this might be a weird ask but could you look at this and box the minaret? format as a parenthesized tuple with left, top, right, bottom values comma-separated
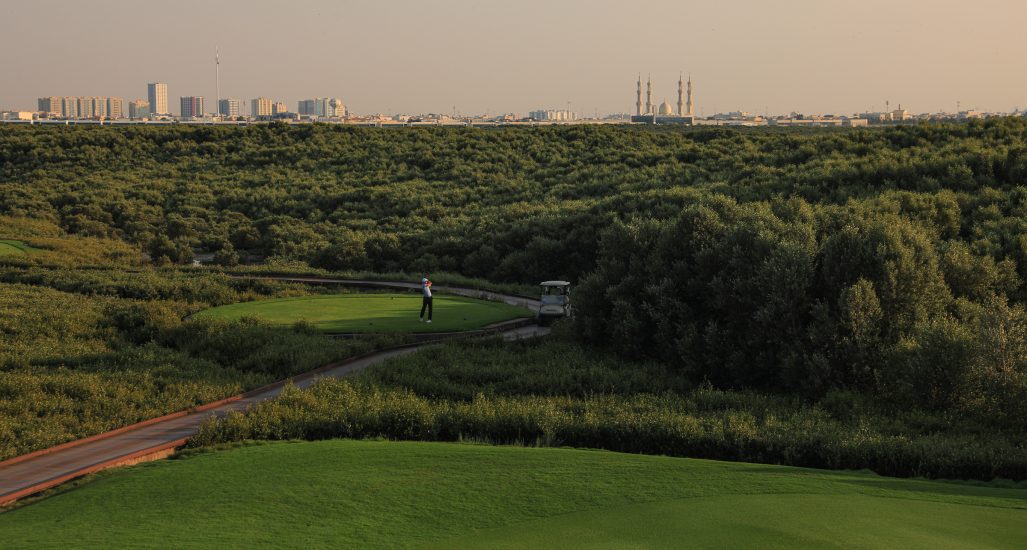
(677, 73, 684, 116)
(686, 73, 693, 116)
(645, 74, 653, 115)
(636, 74, 642, 116)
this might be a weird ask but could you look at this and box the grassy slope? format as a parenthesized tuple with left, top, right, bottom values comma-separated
(0, 217, 142, 267)
(195, 293, 532, 332)
(2, 440, 1025, 549)
(0, 240, 37, 256)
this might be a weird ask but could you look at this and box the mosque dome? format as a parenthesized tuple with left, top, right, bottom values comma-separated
(658, 100, 673, 116)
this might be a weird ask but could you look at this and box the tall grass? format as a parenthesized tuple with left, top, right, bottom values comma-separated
(191, 379, 1027, 481)
(192, 338, 1027, 481)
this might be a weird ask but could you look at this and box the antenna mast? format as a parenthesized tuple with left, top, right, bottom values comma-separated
(215, 47, 221, 119)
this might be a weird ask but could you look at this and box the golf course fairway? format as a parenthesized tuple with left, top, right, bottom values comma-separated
(2, 440, 1024, 549)
(194, 293, 532, 332)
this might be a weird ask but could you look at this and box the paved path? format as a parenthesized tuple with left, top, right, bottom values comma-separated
(0, 278, 547, 506)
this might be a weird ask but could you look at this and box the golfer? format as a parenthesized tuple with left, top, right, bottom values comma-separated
(419, 274, 433, 323)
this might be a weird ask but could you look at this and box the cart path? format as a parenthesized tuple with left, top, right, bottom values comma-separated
(0, 278, 547, 506)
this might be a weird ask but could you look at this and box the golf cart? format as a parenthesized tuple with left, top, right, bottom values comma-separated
(538, 281, 571, 324)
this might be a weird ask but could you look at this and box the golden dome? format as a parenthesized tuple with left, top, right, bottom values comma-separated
(658, 100, 673, 116)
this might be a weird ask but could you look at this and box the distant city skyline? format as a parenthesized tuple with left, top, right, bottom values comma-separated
(2, 0, 1026, 116)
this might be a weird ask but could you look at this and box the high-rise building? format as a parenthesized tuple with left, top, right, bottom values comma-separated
(62, 97, 78, 118)
(107, 97, 124, 119)
(147, 82, 169, 116)
(273, 101, 288, 115)
(298, 97, 346, 118)
(251, 97, 273, 117)
(93, 97, 108, 119)
(180, 96, 204, 118)
(77, 97, 93, 119)
(298, 99, 316, 116)
(528, 109, 577, 121)
(129, 99, 150, 119)
(325, 97, 345, 118)
(37, 96, 61, 116)
(218, 98, 241, 118)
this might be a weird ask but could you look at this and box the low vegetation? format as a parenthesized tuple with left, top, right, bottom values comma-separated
(0, 240, 36, 256)
(0, 216, 140, 266)
(193, 337, 1027, 481)
(0, 266, 398, 461)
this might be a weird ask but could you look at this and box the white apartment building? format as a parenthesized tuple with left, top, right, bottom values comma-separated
(147, 82, 169, 116)
(37, 96, 61, 116)
(251, 97, 273, 117)
(218, 98, 241, 117)
(107, 97, 124, 119)
(529, 109, 577, 121)
(128, 99, 150, 119)
(62, 97, 78, 118)
(298, 97, 345, 118)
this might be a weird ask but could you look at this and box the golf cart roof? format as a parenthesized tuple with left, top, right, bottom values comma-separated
(540, 281, 571, 287)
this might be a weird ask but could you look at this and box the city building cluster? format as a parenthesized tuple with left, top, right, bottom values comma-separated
(528, 109, 577, 122)
(22, 81, 346, 122)
(35, 96, 126, 120)
(698, 107, 993, 128)
(297, 98, 346, 118)
(1, 73, 1022, 126)
(623, 74, 1016, 127)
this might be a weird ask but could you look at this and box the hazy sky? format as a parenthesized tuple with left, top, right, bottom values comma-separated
(2, 0, 1025, 116)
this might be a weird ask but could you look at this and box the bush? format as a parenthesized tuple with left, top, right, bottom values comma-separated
(191, 338, 1027, 481)
(191, 379, 1027, 481)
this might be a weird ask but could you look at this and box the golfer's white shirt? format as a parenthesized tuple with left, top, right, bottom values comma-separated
(422, 279, 432, 298)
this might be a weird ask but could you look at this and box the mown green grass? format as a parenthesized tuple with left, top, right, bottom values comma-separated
(194, 293, 532, 332)
(2, 440, 1024, 549)
(436, 494, 1027, 549)
(0, 239, 40, 256)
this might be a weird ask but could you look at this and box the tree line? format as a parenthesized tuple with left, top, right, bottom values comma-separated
(3, 120, 1027, 283)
